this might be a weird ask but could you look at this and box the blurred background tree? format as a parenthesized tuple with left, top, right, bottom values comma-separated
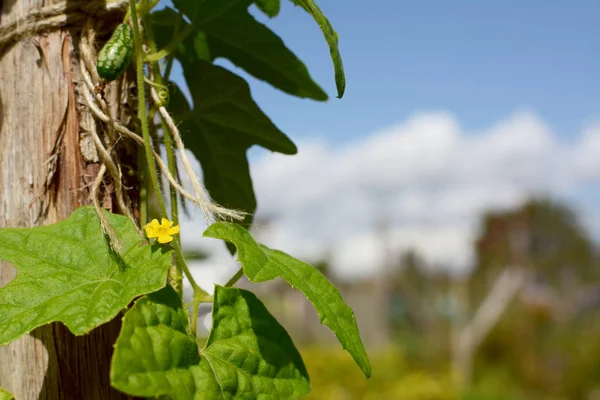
(470, 199, 600, 399)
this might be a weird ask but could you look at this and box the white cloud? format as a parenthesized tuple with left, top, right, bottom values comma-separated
(573, 121, 600, 181)
(180, 110, 600, 283)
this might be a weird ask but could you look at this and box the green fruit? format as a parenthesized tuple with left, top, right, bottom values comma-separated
(96, 24, 134, 82)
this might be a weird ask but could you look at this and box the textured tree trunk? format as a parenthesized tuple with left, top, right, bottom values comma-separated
(0, 1, 135, 398)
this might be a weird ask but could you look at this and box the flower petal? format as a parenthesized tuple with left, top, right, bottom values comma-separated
(145, 229, 158, 239)
(167, 225, 180, 235)
(144, 219, 161, 238)
(157, 234, 173, 244)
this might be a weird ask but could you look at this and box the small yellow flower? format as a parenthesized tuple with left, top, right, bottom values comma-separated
(144, 218, 180, 244)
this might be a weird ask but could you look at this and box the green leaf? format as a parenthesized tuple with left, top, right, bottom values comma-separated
(171, 0, 244, 25)
(169, 61, 296, 223)
(168, 78, 256, 229)
(0, 387, 14, 400)
(111, 285, 310, 399)
(192, 31, 212, 62)
(150, 8, 196, 64)
(255, 0, 281, 17)
(185, 61, 296, 155)
(169, 82, 255, 253)
(0, 206, 172, 346)
(290, 0, 346, 98)
(204, 223, 372, 378)
(200, 4, 327, 101)
(191, 129, 257, 228)
(151, 6, 325, 224)
(161, 4, 327, 100)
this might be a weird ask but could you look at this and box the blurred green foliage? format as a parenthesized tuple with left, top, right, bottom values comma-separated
(302, 346, 459, 400)
(300, 345, 594, 400)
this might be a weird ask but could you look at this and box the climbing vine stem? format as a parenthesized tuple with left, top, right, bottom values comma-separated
(144, 23, 194, 62)
(129, 0, 165, 216)
(144, 6, 184, 297)
(138, 151, 148, 225)
(129, 0, 208, 330)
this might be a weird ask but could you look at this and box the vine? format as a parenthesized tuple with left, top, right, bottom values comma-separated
(0, 0, 370, 398)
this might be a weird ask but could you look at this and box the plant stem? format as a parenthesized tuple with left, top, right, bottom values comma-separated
(190, 302, 199, 336)
(144, 23, 194, 62)
(163, 123, 183, 295)
(145, 14, 184, 297)
(173, 242, 212, 336)
(163, 53, 175, 82)
(138, 150, 148, 225)
(224, 267, 244, 287)
(130, 0, 210, 336)
(124, 0, 158, 23)
(145, 23, 178, 224)
(162, 124, 179, 222)
(173, 243, 206, 295)
(129, 0, 167, 217)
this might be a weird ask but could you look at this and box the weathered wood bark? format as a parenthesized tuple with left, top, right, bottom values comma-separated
(0, 1, 136, 398)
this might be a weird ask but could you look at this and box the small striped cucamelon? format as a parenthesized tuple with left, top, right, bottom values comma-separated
(96, 24, 134, 82)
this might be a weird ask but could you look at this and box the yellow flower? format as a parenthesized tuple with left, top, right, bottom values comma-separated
(144, 218, 180, 244)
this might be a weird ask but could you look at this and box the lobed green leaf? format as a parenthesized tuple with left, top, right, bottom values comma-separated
(111, 285, 310, 399)
(166, 60, 297, 226)
(204, 223, 372, 378)
(184, 60, 296, 155)
(158, 3, 327, 100)
(0, 206, 172, 346)
(199, 3, 327, 101)
(153, 8, 307, 226)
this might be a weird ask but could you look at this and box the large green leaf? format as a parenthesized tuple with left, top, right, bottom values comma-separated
(0, 206, 172, 346)
(190, 129, 256, 227)
(169, 60, 296, 224)
(111, 285, 310, 399)
(0, 387, 14, 400)
(204, 223, 372, 378)
(161, 3, 327, 100)
(200, 4, 327, 101)
(290, 0, 346, 98)
(184, 60, 296, 155)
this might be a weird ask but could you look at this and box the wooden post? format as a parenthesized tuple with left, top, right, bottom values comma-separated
(0, 1, 135, 398)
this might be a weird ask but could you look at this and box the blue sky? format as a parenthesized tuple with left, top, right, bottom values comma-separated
(239, 0, 599, 145)
(166, 0, 599, 143)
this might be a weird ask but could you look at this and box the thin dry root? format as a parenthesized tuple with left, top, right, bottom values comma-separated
(80, 63, 245, 222)
(78, 17, 244, 224)
(150, 87, 246, 222)
(79, 26, 135, 225)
